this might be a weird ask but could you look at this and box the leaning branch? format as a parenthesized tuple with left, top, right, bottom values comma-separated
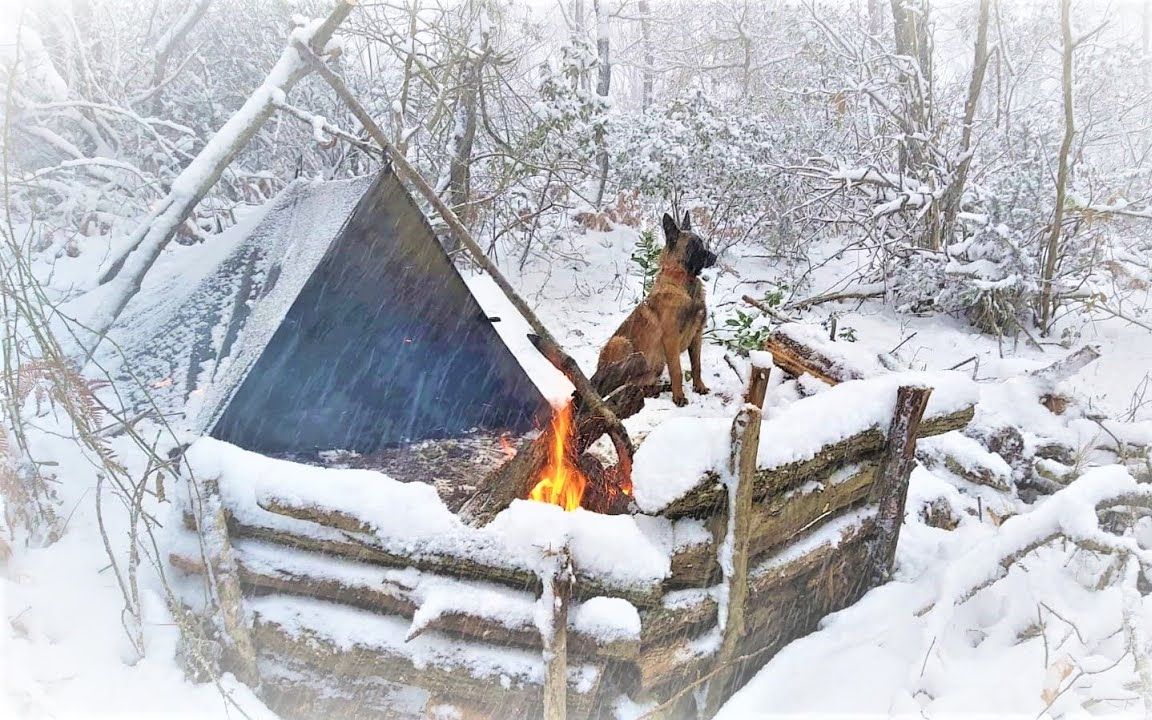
(85, 2, 354, 353)
(293, 41, 629, 457)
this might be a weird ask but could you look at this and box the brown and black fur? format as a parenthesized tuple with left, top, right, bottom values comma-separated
(594, 211, 718, 407)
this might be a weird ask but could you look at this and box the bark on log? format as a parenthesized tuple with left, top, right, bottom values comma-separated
(182, 507, 662, 608)
(703, 398, 763, 715)
(761, 331, 865, 385)
(637, 516, 876, 696)
(659, 404, 974, 518)
(169, 545, 639, 661)
(542, 552, 573, 720)
(1029, 344, 1101, 385)
(253, 612, 602, 720)
(191, 477, 259, 686)
(667, 461, 877, 588)
(867, 385, 932, 585)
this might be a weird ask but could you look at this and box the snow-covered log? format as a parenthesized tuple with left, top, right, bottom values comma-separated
(658, 403, 972, 518)
(759, 323, 888, 385)
(668, 461, 878, 587)
(169, 541, 641, 662)
(251, 596, 604, 719)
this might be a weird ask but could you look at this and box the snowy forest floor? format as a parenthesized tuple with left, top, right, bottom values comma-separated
(4, 217, 1152, 718)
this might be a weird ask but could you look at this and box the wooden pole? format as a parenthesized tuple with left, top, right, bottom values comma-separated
(297, 42, 634, 525)
(867, 385, 932, 585)
(703, 368, 768, 716)
(293, 41, 625, 440)
(541, 550, 573, 720)
(195, 476, 260, 686)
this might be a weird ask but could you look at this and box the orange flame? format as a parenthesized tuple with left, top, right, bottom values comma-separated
(528, 402, 587, 511)
(498, 433, 517, 460)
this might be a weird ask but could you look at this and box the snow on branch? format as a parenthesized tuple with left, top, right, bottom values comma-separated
(917, 465, 1152, 681)
(80, 2, 354, 354)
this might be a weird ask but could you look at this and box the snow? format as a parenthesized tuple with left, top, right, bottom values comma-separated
(249, 594, 602, 691)
(631, 416, 731, 513)
(184, 438, 674, 592)
(631, 371, 978, 515)
(466, 273, 574, 406)
(775, 322, 890, 379)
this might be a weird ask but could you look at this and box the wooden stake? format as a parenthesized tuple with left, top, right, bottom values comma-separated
(195, 476, 259, 686)
(542, 550, 573, 720)
(703, 368, 768, 716)
(868, 385, 932, 585)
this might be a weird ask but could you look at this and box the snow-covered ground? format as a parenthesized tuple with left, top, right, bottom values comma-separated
(5, 215, 1152, 719)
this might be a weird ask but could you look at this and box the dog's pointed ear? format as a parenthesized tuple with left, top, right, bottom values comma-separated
(662, 213, 679, 246)
(681, 210, 691, 231)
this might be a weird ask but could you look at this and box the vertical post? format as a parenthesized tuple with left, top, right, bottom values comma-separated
(542, 550, 573, 720)
(868, 385, 932, 585)
(703, 367, 768, 716)
(195, 476, 259, 686)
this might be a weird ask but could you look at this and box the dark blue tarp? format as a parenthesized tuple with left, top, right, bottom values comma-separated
(207, 166, 549, 454)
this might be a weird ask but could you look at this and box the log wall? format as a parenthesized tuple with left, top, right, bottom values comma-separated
(170, 384, 972, 720)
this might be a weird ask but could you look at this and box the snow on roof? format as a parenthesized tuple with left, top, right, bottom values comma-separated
(111, 170, 570, 430)
(631, 371, 979, 514)
(108, 175, 373, 422)
(465, 273, 574, 407)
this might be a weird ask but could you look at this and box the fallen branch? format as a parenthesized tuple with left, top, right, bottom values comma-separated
(741, 294, 794, 324)
(784, 284, 886, 312)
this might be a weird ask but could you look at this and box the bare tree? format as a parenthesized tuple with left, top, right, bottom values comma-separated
(593, 0, 612, 207)
(1038, 0, 1078, 333)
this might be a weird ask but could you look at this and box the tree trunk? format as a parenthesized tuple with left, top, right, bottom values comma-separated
(147, 0, 212, 115)
(638, 0, 654, 109)
(593, 0, 611, 208)
(937, 0, 992, 250)
(888, 0, 936, 247)
(1039, 0, 1076, 333)
(442, 33, 488, 253)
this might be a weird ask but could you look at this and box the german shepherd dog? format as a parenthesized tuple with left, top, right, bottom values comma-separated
(594, 212, 718, 406)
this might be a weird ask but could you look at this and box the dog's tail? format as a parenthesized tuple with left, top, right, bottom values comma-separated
(591, 342, 649, 397)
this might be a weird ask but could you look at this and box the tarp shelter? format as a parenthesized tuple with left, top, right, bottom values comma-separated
(111, 164, 556, 455)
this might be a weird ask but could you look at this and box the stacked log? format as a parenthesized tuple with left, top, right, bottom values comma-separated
(170, 357, 972, 719)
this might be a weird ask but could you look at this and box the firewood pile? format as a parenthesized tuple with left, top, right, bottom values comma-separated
(166, 329, 981, 720)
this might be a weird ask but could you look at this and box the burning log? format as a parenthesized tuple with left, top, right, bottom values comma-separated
(300, 40, 633, 528)
(458, 334, 637, 526)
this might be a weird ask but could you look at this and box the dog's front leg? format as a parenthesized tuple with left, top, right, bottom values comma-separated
(689, 328, 709, 395)
(662, 332, 688, 406)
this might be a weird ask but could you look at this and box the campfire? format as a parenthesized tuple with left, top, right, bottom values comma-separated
(526, 401, 632, 514)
